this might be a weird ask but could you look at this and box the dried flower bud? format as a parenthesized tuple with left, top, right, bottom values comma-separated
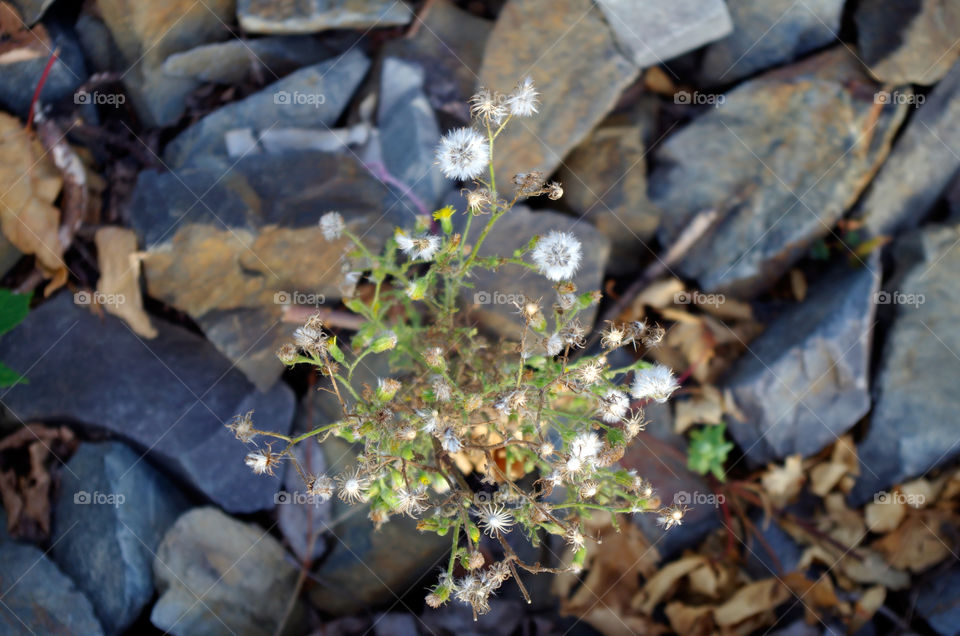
(227, 410, 256, 443)
(463, 394, 483, 412)
(424, 346, 445, 369)
(377, 377, 402, 401)
(642, 324, 666, 348)
(370, 330, 398, 353)
(467, 550, 486, 570)
(293, 325, 327, 355)
(245, 445, 281, 476)
(276, 343, 298, 366)
(546, 181, 563, 200)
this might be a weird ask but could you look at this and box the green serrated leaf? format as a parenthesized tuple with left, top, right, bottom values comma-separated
(0, 289, 30, 337)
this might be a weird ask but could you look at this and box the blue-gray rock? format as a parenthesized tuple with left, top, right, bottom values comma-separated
(854, 60, 960, 238)
(725, 261, 880, 466)
(95, 0, 235, 126)
(276, 431, 330, 562)
(652, 48, 908, 297)
(129, 149, 406, 389)
(700, 0, 843, 84)
(377, 57, 445, 212)
(162, 36, 335, 85)
(0, 293, 295, 513)
(9, 0, 53, 25)
(851, 224, 960, 505)
(165, 49, 369, 168)
(238, 0, 412, 34)
(151, 507, 305, 636)
(743, 514, 802, 580)
(0, 21, 87, 119)
(916, 566, 960, 636)
(0, 540, 104, 635)
(50, 442, 189, 635)
(856, 0, 960, 85)
(596, 0, 732, 68)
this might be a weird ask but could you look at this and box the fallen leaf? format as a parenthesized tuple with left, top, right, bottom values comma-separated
(761, 455, 805, 507)
(789, 268, 807, 301)
(872, 512, 951, 572)
(664, 602, 713, 635)
(864, 498, 906, 533)
(632, 555, 706, 615)
(851, 586, 885, 634)
(674, 385, 725, 434)
(95, 227, 157, 338)
(633, 278, 685, 311)
(713, 578, 790, 627)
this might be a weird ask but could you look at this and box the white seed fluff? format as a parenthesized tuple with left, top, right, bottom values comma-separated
(531, 231, 582, 281)
(319, 211, 345, 241)
(630, 364, 680, 403)
(476, 503, 515, 536)
(599, 389, 630, 423)
(436, 127, 489, 181)
(506, 76, 539, 117)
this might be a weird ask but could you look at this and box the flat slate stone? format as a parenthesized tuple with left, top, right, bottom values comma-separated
(0, 293, 295, 513)
(50, 442, 189, 635)
(652, 48, 908, 297)
(0, 539, 104, 635)
(916, 565, 960, 636)
(161, 36, 334, 85)
(238, 0, 412, 34)
(725, 261, 880, 466)
(9, 0, 54, 25)
(478, 0, 638, 194)
(701, 0, 843, 84)
(854, 59, 960, 238)
(851, 224, 960, 505)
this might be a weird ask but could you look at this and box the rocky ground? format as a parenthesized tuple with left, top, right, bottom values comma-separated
(0, 0, 959, 635)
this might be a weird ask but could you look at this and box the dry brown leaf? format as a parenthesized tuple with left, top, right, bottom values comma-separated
(698, 296, 755, 322)
(899, 478, 935, 509)
(851, 586, 886, 634)
(633, 277, 685, 311)
(643, 67, 676, 96)
(0, 111, 63, 272)
(789, 268, 808, 301)
(713, 578, 791, 627)
(761, 455, 805, 507)
(872, 512, 952, 572)
(800, 545, 909, 590)
(0, 2, 50, 64)
(782, 572, 843, 625)
(632, 555, 707, 615)
(810, 461, 848, 497)
(864, 498, 906, 533)
(821, 493, 867, 548)
(95, 227, 157, 338)
(674, 385, 725, 434)
(664, 602, 713, 635)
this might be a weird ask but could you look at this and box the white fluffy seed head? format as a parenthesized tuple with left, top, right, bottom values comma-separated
(531, 230, 582, 282)
(630, 364, 679, 403)
(506, 76, 539, 117)
(319, 211, 345, 241)
(599, 389, 630, 423)
(436, 127, 490, 181)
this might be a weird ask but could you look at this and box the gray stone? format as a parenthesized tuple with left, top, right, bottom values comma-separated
(0, 540, 104, 635)
(96, 0, 235, 126)
(725, 261, 880, 466)
(308, 437, 450, 615)
(652, 48, 908, 297)
(377, 57, 445, 212)
(420, 599, 524, 635)
(556, 110, 662, 274)
(916, 566, 960, 636)
(162, 36, 334, 85)
(743, 513, 802, 580)
(856, 0, 960, 85)
(0, 21, 88, 119)
(854, 60, 960, 238)
(239, 0, 412, 34)
(151, 507, 305, 636)
(701, 0, 844, 84)
(478, 0, 638, 193)
(276, 434, 330, 562)
(851, 224, 960, 505)
(50, 442, 189, 635)
(381, 0, 492, 121)
(165, 50, 369, 168)
(459, 205, 610, 337)
(0, 293, 295, 513)
(596, 0, 733, 68)
(9, 0, 54, 25)
(129, 149, 407, 389)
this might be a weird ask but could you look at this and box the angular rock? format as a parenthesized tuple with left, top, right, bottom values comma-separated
(596, 0, 732, 69)
(377, 57, 445, 211)
(854, 60, 960, 238)
(164, 50, 369, 168)
(916, 565, 960, 636)
(0, 540, 104, 635)
(856, 0, 960, 85)
(0, 21, 88, 119)
(851, 224, 960, 505)
(726, 261, 880, 466)
(381, 0, 492, 121)
(701, 0, 844, 84)
(50, 442, 189, 635)
(308, 437, 450, 615)
(162, 36, 334, 85)
(9, 0, 54, 25)
(0, 293, 295, 513)
(478, 0, 638, 193)
(556, 111, 662, 274)
(458, 205, 610, 337)
(151, 507, 305, 636)
(743, 513, 802, 580)
(130, 150, 405, 389)
(96, 0, 235, 126)
(276, 432, 330, 562)
(238, 0, 411, 34)
(652, 48, 908, 297)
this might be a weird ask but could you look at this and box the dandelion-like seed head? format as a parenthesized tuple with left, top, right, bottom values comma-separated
(337, 466, 369, 503)
(307, 474, 335, 501)
(464, 188, 492, 215)
(469, 87, 508, 124)
(245, 444, 281, 476)
(293, 325, 327, 355)
(576, 359, 605, 386)
(630, 364, 679, 403)
(569, 431, 603, 460)
(441, 427, 462, 453)
(227, 410, 256, 443)
(475, 502, 515, 536)
(395, 486, 429, 517)
(319, 211, 345, 241)
(565, 527, 585, 550)
(545, 333, 564, 356)
(505, 76, 539, 117)
(437, 127, 490, 181)
(531, 230, 582, 282)
(657, 505, 686, 530)
(601, 322, 627, 349)
(598, 389, 630, 423)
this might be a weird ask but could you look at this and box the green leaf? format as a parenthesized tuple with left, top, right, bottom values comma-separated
(687, 422, 734, 482)
(327, 336, 346, 364)
(0, 289, 30, 337)
(0, 361, 26, 387)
